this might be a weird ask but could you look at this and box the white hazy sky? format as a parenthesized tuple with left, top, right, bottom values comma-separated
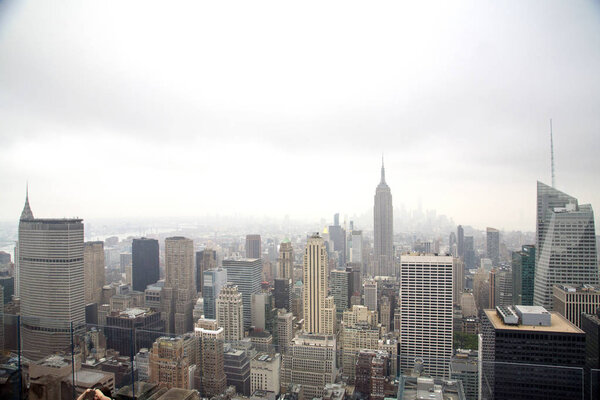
(1, 0, 599, 232)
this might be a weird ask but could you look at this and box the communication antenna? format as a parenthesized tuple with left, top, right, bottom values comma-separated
(550, 119, 555, 188)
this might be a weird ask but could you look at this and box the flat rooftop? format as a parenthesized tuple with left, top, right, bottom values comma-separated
(484, 309, 583, 333)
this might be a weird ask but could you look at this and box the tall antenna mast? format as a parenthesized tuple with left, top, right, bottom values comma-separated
(550, 119, 555, 188)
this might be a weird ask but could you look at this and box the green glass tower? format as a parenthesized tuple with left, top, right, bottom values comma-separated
(512, 245, 535, 305)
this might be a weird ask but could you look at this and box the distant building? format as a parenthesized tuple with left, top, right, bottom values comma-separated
(486, 227, 500, 266)
(331, 269, 350, 317)
(481, 306, 585, 399)
(196, 249, 217, 294)
(553, 284, 600, 328)
(246, 235, 262, 259)
(203, 268, 227, 319)
(278, 241, 293, 280)
(328, 213, 346, 267)
(374, 160, 394, 277)
(457, 225, 465, 259)
(162, 237, 196, 334)
(511, 245, 535, 306)
(273, 278, 291, 311)
(105, 307, 164, 356)
(132, 238, 159, 293)
(364, 280, 377, 312)
(84, 241, 105, 304)
(463, 236, 475, 270)
(251, 292, 273, 331)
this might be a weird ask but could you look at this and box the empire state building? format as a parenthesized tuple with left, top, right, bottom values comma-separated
(374, 159, 394, 276)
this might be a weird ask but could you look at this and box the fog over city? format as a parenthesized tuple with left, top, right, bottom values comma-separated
(1, 1, 599, 231)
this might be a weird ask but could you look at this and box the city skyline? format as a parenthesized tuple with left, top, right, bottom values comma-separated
(1, 2, 600, 231)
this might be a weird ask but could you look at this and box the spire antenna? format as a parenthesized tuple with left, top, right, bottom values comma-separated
(550, 119, 555, 188)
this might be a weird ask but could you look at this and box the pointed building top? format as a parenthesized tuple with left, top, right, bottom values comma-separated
(380, 155, 386, 184)
(20, 184, 34, 221)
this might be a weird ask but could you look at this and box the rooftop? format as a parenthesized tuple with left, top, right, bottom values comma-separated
(484, 309, 583, 333)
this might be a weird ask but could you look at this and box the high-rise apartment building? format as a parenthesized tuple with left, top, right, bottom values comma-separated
(373, 160, 394, 277)
(195, 318, 227, 398)
(364, 280, 377, 311)
(553, 284, 600, 328)
(303, 234, 329, 334)
(132, 238, 159, 293)
(399, 255, 453, 378)
(216, 284, 244, 342)
(196, 249, 217, 294)
(511, 245, 535, 305)
(246, 235, 262, 259)
(276, 310, 293, 354)
(281, 333, 337, 400)
(222, 258, 262, 328)
(534, 182, 598, 309)
(278, 240, 293, 280)
(486, 227, 500, 266)
(84, 241, 105, 305)
(18, 191, 86, 360)
(149, 336, 190, 389)
(481, 306, 585, 399)
(203, 268, 227, 319)
(162, 237, 196, 334)
(331, 269, 350, 316)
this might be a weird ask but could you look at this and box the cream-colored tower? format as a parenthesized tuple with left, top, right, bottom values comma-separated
(163, 237, 196, 334)
(278, 240, 293, 280)
(84, 241, 105, 305)
(216, 284, 244, 342)
(303, 233, 329, 334)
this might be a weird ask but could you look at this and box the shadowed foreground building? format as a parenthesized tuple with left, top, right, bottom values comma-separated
(132, 238, 159, 293)
(481, 306, 585, 400)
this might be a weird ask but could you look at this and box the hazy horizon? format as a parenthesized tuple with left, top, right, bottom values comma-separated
(1, 1, 599, 231)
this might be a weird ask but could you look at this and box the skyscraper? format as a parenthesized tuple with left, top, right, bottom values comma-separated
(246, 234, 262, 259)
(18, 191, 86, 360)
(216, 284, 244, 342)
(273, 278, 291, 311)
(195, 318, 227, 398)
(363, 280, 377, 312)
(331, 269, 350, 316)
(374, 159, 394, 277)
(511, 245, 535, 306)
(457, 225, 464, 259)
(83, 241, 105, 305)
(278, 240, 293, 280)
(149, 336, 191, 389)
(203, 268, 227, 319)
(486, 227, 500, 266)
(534, 182, 598, 309)
(328, 213, 346, 267)
(222, 258, 262, 328)
(132, 238, 159, 292)
(399, 255, 453, 378)
(162, 237, 196, 334)
(303, 233, 329, 334)
(463, 236, 475, 270)
(196, 249, 217, 294)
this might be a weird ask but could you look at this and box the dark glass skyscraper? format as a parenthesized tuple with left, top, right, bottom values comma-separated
(132, 238, 159, 292)
(373, 159, 393, 277)
(512, 245, 535, 305)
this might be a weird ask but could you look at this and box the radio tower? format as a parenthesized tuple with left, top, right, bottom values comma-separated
(550, 119, 555, 188)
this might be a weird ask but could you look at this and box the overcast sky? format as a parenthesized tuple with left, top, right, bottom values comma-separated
(1, 0, 599, 232)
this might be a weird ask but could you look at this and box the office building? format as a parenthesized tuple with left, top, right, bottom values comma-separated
(364, 280, 377, 311)
(331, 269, 350, 317)
(322, 296, 336, 335)
(453, 258, 464, 305)
(489, 268, 512, 308)
(553, 284, 600, 328)
(105, 307, 164, 357)
(511, 245, 535, 306)
(328, 213, 346, 267)
(281, 333, 337, 400)
(303, 234, 329, 334)
(149, 336, 190, 389)
(534, 182, 599, 309)
(349, 230, 363, 266)
(224, 347, 251, 396)
(278, 241, 293, 280)
(195, 318, 227, 398)
(273, 278, 291, 311)
(217, 284, 244, 342)
(379, 296, 391, 332)
(341, 321, 380, 383)
(481, 305, 585, 399)
(399, 255, 453, 378)
(399, 373, 466, 400)
(246, 235, 262, 259)
(18, 191, 85, 360)
(581, 310, 600, 400)
(196, 249, 217, 294)
(251, 292, 272, 331)
(203, 268, 227, 319)
(373, 159, 394, 277)
(276, 310, 293, 354)
(251, 353, 281, 394)
(457, 225, 465, 259)
(464, 236, 475, 270)
(162, 237, 196, 334)
(132, 238, 159, 293)
(486, 227, 500, 266)
(84, 241, 105, 305)
(223, 258, 262, 328)
(450, 349, 479, 400)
